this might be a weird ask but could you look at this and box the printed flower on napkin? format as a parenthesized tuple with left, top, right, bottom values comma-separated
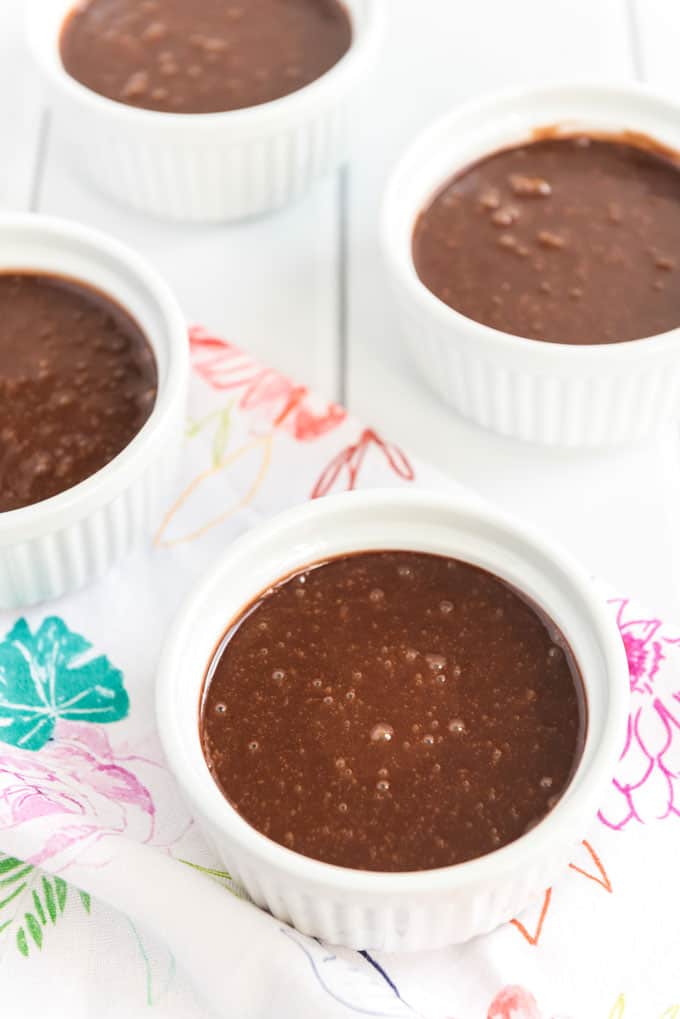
(0, 617, 128, 751)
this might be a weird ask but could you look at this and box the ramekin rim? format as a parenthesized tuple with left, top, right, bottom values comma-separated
(156, 488, 629, 896)
(26, 0, 383, 130)
(0, 213, 188, 540)
(382, 78, 680, 359)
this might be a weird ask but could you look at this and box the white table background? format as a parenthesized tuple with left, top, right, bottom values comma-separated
(2, 0, 680, 618)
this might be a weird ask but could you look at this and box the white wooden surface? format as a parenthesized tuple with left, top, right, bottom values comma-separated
(2, 0, 680, 616)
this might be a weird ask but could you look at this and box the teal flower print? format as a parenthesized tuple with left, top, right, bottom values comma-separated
(0, 617, 128, 751)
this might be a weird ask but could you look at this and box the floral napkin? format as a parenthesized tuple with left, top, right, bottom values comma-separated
(0, 327, 678, 1019)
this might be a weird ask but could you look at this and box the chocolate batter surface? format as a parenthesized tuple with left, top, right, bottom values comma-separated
(413, 135, 680, 344)
(200, 552, 586, 872)
(0, 273, 157, 512)
(60, 0, 352, 114)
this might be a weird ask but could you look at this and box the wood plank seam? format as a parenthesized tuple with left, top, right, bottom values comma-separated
(337, 165, 350, 406)
(29, 109, 52, 213)
(626, 0, 646, 79)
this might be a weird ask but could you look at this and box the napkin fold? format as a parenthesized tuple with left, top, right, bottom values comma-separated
(0, 327, 678, 1019)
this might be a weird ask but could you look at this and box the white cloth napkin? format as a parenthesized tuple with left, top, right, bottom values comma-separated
(0, 327, 678, 1019)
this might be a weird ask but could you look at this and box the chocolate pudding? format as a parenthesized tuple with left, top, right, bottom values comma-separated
(200, 551, 586, 872)
(413, 133, 680, 344)
(60, 0, 353, 114)
(0, 273, 157, 512)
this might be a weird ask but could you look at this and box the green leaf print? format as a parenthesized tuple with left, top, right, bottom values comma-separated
(42, 877, 56, 924)
(55, 877, 67, 913)
(178, 858, 249, 900)
(0, 856, 93, 958)
(211, 408, 232, 467)
(185, 402, 234, 468)
(178, 858, 233, 881)
(0, 856, 23, 876)
(25, 912, 42, 949)
(16, 927, 28, 957)
(0, 857, 32, 928)
(0, 616, 128, 751)
(31, 890, 46, 925)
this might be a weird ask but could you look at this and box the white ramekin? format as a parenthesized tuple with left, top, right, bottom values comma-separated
(383, 82, 680, 447)
(156, 489, 628, 951)
(27, 0, 381, 223)
(0, 214, 188, 608)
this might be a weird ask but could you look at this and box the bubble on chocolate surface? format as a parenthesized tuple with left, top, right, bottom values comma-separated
(370, 723, 394, 743)
(509, 173, 552, 197)
(479, 187, 500, 209)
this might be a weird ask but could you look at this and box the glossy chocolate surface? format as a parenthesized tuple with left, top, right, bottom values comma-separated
(413, 134, 680, 344)
(200, 551, 586, 871)
(0, 272, 157, 511)
(61, 0, 352, 114)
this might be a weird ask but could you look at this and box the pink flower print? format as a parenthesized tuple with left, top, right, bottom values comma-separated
(0, 722, 189, 872)
(487, 986, 543, 1019)
(599, 599, 680, 830)
(617, 614, 665, 696)
(311, 428, 415, 498)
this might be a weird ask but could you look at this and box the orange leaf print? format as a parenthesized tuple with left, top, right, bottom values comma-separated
(510, 887, 552, 946)
(568, 839, 612, 893)
(155, 434, 273, 548)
